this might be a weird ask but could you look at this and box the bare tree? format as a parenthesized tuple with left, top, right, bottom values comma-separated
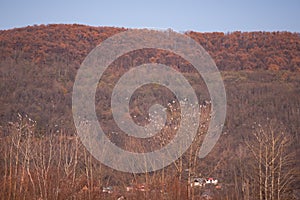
(245, 120, 297, 200)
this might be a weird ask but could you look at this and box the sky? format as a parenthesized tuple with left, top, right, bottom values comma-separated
(0, 0, 300, 32)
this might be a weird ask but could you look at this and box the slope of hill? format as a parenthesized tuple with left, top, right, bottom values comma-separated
(0, 24, 299, 199)
(0, 24, 299, 133)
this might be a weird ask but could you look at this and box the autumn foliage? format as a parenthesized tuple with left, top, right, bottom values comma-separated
(0, 24, 299, 71)
(0, 24, 299, 199)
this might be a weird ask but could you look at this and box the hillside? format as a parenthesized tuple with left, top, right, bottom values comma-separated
(0, 24, 299, 71)
(0, 24, 299, 134)
(0, 24, 299, 199)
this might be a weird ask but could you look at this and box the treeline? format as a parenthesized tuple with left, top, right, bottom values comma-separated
(187, 31, 300, 71)
(0, 24, 299, 71)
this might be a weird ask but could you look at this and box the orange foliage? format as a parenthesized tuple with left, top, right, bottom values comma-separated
(0, 25, 299, 72)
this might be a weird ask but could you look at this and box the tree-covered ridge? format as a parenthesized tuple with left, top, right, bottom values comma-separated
(0, 24, 299, 71)
(187, 31, 300, 71)
(0, 24, 125, 66)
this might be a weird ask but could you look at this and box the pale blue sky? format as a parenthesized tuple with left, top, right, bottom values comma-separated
(0, 0, 299, 32)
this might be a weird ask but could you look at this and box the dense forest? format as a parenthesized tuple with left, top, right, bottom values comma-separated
(0, 24, 299, 199)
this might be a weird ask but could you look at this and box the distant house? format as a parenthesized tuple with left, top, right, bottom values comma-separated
(206, 178, 218, 185)
(190, 178, 206, 187)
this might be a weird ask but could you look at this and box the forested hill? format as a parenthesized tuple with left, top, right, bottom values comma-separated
(0, 24, 299, 134)
(0, 24, 299, 71)
(0, 24, 299, 199)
